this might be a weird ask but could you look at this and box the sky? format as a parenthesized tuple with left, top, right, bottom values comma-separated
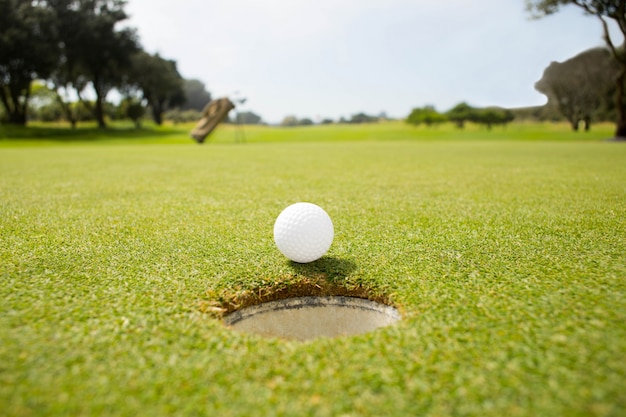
(125, 0, 619, 124)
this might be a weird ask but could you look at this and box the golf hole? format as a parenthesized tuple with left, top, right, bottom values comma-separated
(224, 296, 401, 341)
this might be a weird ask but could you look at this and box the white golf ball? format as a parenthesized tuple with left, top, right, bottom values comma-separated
(273, 202, 334, 263)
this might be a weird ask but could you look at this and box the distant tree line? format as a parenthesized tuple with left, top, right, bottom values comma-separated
(227, 111, 262, 125)
(281, 115, 314, 126)
(0, 0, 216, 128)
(279, 112, 389, 126)
(404, 44, 619, 132)
(406, 104, 515, 129)
(340, 113, 382, 124)
(280, 44, 618, 130)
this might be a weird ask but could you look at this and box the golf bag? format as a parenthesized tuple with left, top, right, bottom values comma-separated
(190, 97, 235, 143)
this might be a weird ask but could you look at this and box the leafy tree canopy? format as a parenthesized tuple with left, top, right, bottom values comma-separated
(348, 113, 379, 123)
(233, 111, 263, 125)
(181, 79, 212, 111)
(281, 115, 313, 126)
(0, 0, 59, 124)
(127, 51, 185, 125)
(470, 107, 515, 130)
(446, 102, 474, 128)
(0, 0, 141, 127)
(406, 106, 447, 126)
(535, 47, 618, 130)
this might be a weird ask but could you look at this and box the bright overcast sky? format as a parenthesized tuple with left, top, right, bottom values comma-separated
(125, 0, 616, 124)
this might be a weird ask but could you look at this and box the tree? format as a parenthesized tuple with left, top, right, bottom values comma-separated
(280, 115, 314, 126)
(46, 0, 139, 128)
(281, 115, 299, 127)
(446, 102, 474, 128)
(29, 81, 63, 122)
(76, 0, 138, 128)
(535, 47, 619, 130)
(233, 111, 262, 124)
(406, 106, 447, 127)
(119, 98, 144, 128)
(164, 109, 201, 124)
(526, 0, 626, 138)
(509, 104, 563, 121)
(47, 0, 85, 128)
(470, 107, 515, 129)
(127, 52, 185, 125)
(348, 112, 378, 123)
(181, 79, 212, 111)
(0, 0, 59, 125)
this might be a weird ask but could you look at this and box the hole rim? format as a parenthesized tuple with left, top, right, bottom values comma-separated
(202, 275, 398, 318)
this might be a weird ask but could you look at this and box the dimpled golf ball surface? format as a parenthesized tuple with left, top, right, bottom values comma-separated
(273, 203, 334, 263)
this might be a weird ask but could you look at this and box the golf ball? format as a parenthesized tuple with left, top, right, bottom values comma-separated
(273, 202, 334, 263)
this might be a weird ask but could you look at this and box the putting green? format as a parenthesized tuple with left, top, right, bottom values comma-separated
(0, 132, 625, 416)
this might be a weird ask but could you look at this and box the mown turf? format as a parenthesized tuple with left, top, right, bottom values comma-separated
(0, 125, 625, 416)
(0, 120, 617, 146)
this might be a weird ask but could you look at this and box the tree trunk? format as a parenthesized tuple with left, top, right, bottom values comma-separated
(55, 92, 78, 129)
(91, 78, 107, 129)
(151, 101, 163, 125)
(6, 111, 26, 125)
(0, 84, 29, 126)
(95, 97, 106, 128)
(0, 87, 10, 119)
(615, 68, 626, 138)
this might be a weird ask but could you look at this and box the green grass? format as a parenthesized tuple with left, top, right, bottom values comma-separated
(1, 122, 625, 416)
(0, 120, 617, 146)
